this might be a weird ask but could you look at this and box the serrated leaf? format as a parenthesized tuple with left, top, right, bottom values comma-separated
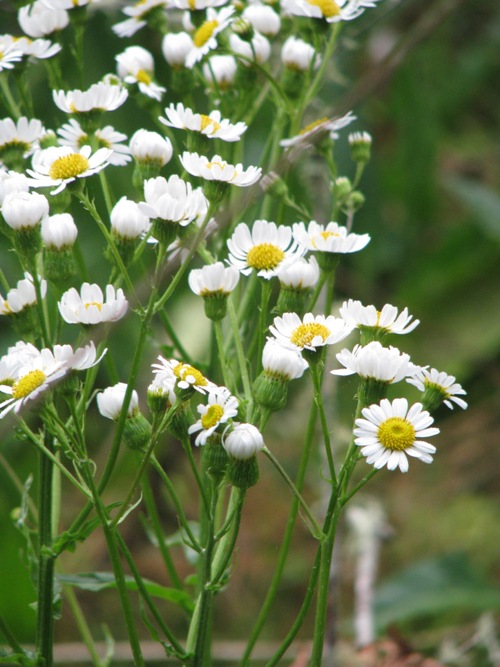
(58, 572, 194, 612)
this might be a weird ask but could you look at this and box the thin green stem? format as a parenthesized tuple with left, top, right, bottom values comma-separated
(210, 487, 246, 586)
(214, 320, 233, 391)
(64, 585, 104, 667)
(227, 297, 253, 414)
(0, 76, 21, 118)
(310, 364, 337, 487)
(0, 615, 26, 657)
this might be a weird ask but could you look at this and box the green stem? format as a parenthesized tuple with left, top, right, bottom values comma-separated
(241, 401, 318, 666)
(213, 320, 233, 391)
(0, 75, 21, 118)
(0, 615, 26, 658)
(310, 364, 337, 486)
(210, 487, 246, 586)
(227, 297, 253, 414)
(64, 585, 104, 667)
(142, 475, 184, 589)
(307, 269, 328, 311)
(262, 447, 321, 539)
(36, 436, 55, 667)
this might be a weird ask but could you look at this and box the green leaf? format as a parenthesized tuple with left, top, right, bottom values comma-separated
(375, 552, 500, 631)
(58, 572, 194, 613)
(442, 174, 500, 240)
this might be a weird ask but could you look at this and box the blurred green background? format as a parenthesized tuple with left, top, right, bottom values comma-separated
(0, 0, 499, 664)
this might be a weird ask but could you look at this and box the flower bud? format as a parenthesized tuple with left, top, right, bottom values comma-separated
(348, 131, 372, 163)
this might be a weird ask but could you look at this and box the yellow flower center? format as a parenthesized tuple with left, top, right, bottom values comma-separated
(377, 417, 416, 451)
(299, 117, 329, 136)
(311, 230, 339, 249)
(136, 69, 152, 85)
(194, 20, 219, 48)
(174, 363, 208, 387)
(188, 0, 196, 7)
(49, 153, 90, 180)
(199, 114, 221, 134)
(2, 301, 13, 314)
(246, 243, 285, 271)
(12, 369, 46, 400)
(306, 0, 340, 18)
(84, 301, 103, 310)
(201, 404, 224, 429)
(290, 322, 331, 348)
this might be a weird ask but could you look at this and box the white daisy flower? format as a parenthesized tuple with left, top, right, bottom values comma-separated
(152, 357, 214, 395)
(243, 4, 281, 37)
(188, 262, 239, 296)
(139, 174, 208, 226)
(129, 129, 172, 167)
(116, 46, 166, 101)
(281, 36, 319, 72)
(222, 422, 263, 460)
(354, 398, 439, 473)
(18, 1, 69, 38)
(161, 32, 194, 68)
(110, 197, 150, 240)
(188, 387, 239, 446)
(53, 82, 128, 114)
(277, 255, 320, 289)
(26, 145, 112, 195)
(168, 0, 228, 9)
(202, 55, 237, 88)
(112, 0, 167, 38)
(406, 368, 468, 411)
(1, 190, 49, 229)
(57, 120, 131, 167)
(270, 312, 353, 352)
(0, 272, 47, 316)
(41, 213, 78, 248)
(281, 111, 356, 148)
(58, 283, 128, 325)
(0, 44, 23, 72)
(293, 220, 370, 255)
(261, 338, 308, 380)
(227, 219, 302, 279)
(185, 6, 235, 68)
(332, 341, 420, 383)
(0, 117, 47, 161)
(229, 32, 271, 66)
(0, 35, 61, 61)
(0, 170, 30, 205)
(339, 299, 420, 337)
(42, 0, 100, 8)
(97, 382, 139, 420)
(0, 349, 68, 419)
(282, 0, 382, 23)
(160, 103, 247, 142)
(180, 151, 261, 187)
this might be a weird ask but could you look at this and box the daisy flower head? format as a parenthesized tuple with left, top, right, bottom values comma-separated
(185, 6, 235, 68)
(0, 117, 47, 167)
(0, 170, 30, 205)
(282, 0, 382, 23)
(0, 348, 67, 419)
(202, 55, 237, 89)
(52, 341, 106, 372)
(293, 220, 370, 270)
(152, 356, 214, 398)
(27, 145, 112, 195)
(0, 272, 47, 316)
(160, 103, 247, 143)
(116, 46, 166, 101)
(354, 398, 439, 473)
(18, 1, 69, 38)
(280, 111, 356, 149)
(227, 219, 302, 280)
(242, 4, 281, 37)
(332, 341, 420, 384)
(229, 32, 271, 66)
(281, 36, 319, 72)
(57, 120, 132, 167)
(97, 382, 139, 420)
(180, 152, 261, 200)
(161, 31, 194, 68)
(270, 312, 354, 357)
(276, 256, 320, 315)
(407, 367, 468, 411)
(0, 44, 23, 72)
(58, 283, 128, 325)
(53, 82, 128, 115)
(129, 129, 173, 168)
(262, 338, 308, 381)
(339, 299, 420, 342)
(348, 131, 372, 163)
(110, 197, 150, 240)
(1, 190, 49, 230)
(188, 386, 239, 446)
(112, 0, 168, 38)
(41, 213, 78, 249)
(188, 261, 239, 296)
(222, 422, 263, 460)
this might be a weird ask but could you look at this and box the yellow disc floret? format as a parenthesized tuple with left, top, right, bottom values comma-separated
(194, 20, 219, 48)
(84, 302, 103, 310)
(12, 369, 46, 400)
(174, 363, 208, 387)
(201, 404, 224, 429)
(199, 115, 221, 134)
(377, 417, 416, 451)
(299, 118, 329, 136)
(49, 153, 90, 181)
(136, 69, 152, 85)
(306, 0, 340, 18)
(247, 243, 285, 271)
(290, 322, 331, 348)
